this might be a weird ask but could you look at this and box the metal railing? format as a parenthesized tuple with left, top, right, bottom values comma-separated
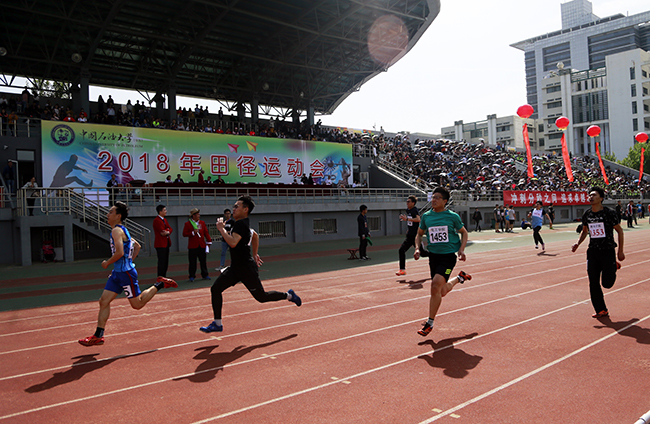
(375, 155, 433, 193)
(17, 188, 151, 253)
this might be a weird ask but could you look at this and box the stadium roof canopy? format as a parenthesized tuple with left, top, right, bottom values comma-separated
(0, 0, 439, 115)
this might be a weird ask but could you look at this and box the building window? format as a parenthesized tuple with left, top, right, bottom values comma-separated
(313, 218, 336, 235)
(367, 216, 381, 232)
(547, 85, 561, 93)
(539, 138, 545, 147)
(630, 67, 636, 80)
(547, 101, 562, 109)
(632, 102, 637, 114)
(259, 220, 287, 238)
(631, 84, 637, 97)
(633, 118, 638, 132)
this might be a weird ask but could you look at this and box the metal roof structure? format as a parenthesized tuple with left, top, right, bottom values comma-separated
(0, 0, 439, 115)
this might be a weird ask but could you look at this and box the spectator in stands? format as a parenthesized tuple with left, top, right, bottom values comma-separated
(97, 95, 105, 114)
(106, 174, 119, 205)
(198, 169, 205, 184)
(174, 174, 184, 183)
(165, 175, 173, 183)
(22, 176, 40, 215)
(2, 160, 15, 194)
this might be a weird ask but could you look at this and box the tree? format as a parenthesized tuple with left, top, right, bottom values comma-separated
(620, 143, 650, 171)
(28, 79, 72, 100)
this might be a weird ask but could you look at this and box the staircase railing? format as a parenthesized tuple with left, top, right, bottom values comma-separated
(18, 188, 151, 255)
(375, 155, 433, 193)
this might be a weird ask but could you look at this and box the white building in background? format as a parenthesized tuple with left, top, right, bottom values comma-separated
(536, 48, 650, 159)
(440, 114, 538, 151)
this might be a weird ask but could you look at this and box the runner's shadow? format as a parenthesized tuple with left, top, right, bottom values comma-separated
(417, 333, 482, 379)
(537, 252, 558, 256)
(25, 350, 157, 393)
(175, 334, 297, 383)
(398, 278, 428, 290)
(594, 317, 650, 345)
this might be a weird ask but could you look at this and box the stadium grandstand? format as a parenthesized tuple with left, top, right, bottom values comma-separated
(1, 0, 648, 267)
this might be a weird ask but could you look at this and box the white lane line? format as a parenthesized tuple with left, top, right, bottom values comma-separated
(191, 277, 650, 424)
(2, 273, 648, 424)
(418, 313, 650, 423)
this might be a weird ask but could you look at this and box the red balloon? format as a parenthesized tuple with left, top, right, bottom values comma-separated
(555, 116, 570, 130)
(517, 104, 534, 119)
(635, 132, 648, 143)
(586, 125, 601, 138)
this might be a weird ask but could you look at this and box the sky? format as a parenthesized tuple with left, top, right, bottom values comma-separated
(4, 1, 649, 135)
(318, 0, 650, 135)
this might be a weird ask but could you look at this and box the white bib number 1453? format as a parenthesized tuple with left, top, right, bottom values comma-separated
(428, 226, 449, 243)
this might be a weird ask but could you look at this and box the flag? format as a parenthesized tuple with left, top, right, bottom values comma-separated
(595, 142, 609, 185)
(560, 133, 574, 182)
(522, 124, 534, 178)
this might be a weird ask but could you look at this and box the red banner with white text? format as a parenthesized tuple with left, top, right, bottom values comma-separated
(503, 191, 589, 207)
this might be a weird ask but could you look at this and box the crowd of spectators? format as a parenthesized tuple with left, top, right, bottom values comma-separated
(2, 88, 648, 197)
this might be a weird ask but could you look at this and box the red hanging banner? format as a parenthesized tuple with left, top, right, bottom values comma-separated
(595, 142, 609, 185)
(640, 147, 645, 185)
(560, 133, 574, 182)
(522, 124, 534, 178)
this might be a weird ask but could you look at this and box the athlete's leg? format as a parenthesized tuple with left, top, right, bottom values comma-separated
(533, 226, 543, 245)
(209, 269, 239, 319)
(587, 249, 607, 313)
(97, 290, 119, 328)
(398, 236, 414, 270)
(600, 249, 618, 289)
(129, 285, 158, 310)
(441, 276, 462, 297)
(242, 268, 286, 303)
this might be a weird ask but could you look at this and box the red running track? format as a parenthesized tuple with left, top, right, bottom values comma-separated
(1, 230, 649, 423)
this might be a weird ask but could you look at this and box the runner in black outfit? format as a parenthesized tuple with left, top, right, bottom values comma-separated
(396, 196, 420, 276)
(199, 196, 301, 333)
(571, 187, 625, 318)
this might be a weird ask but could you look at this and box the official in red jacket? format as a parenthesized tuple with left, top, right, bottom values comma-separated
(153, 204, 173, 277)
(183, 208, 212, 281)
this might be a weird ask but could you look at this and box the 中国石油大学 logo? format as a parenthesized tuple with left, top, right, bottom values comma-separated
(51, 124, 75, 147)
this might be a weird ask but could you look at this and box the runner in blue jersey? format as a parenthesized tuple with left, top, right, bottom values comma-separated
(527, 201, 552, 251)
(414, 187, 472, 337)
(79, 201, 178, 346)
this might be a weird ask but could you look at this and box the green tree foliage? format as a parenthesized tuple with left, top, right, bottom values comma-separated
(602, 151, 617, 162)
(620, 143, 650, 171)
(29, 79, 72, 100)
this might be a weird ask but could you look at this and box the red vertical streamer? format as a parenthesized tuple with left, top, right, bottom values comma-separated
(560, 133, 574, 182)
(595, 142, 609, 185)
(522, 124, 534, 178)
(640, 147, 645, 185)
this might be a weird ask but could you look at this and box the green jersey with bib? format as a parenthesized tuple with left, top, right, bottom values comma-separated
(419, 209, 464, 254)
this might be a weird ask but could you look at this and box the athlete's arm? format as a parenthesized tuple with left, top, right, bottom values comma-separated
(414, 228, 425, 260)
(571, 226, 589, 252)
(102, 227, 125, 269)
(614, 223, 625, 261)
(251, 231, 263, 267)
(132, 238, 141, 260)
(217, 218, 242, 248)
(457, 226, 468, 262)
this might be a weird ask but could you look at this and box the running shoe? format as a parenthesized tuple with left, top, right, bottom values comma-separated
(189, 277, 195, 282)
(78, 335, 104, 346)
(396, 270, 406, 276)
(458, 271, 472, 284)
(592, 310, 609, 318)
(200, 322, 223, 333)
(156, 276, 178, 288)
(288, 289, 302, 307)
(418, 322, 433, 337)
(616, 262, 622, 270)
(203, 276, 211, 280)
(541, 244, 545, 251)
(535, 245, 539, 249)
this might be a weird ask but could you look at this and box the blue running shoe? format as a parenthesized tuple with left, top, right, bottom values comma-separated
(288, 289, 302, 307)
(200, 322, 223, 333)
(189, 277, 195, 282)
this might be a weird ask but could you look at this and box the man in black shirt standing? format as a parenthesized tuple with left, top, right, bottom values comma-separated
(572, 187, 625, 318)
(199, 196, 301, 333)
(357, 204, 370, 260)
(396, 196, 420, 276)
